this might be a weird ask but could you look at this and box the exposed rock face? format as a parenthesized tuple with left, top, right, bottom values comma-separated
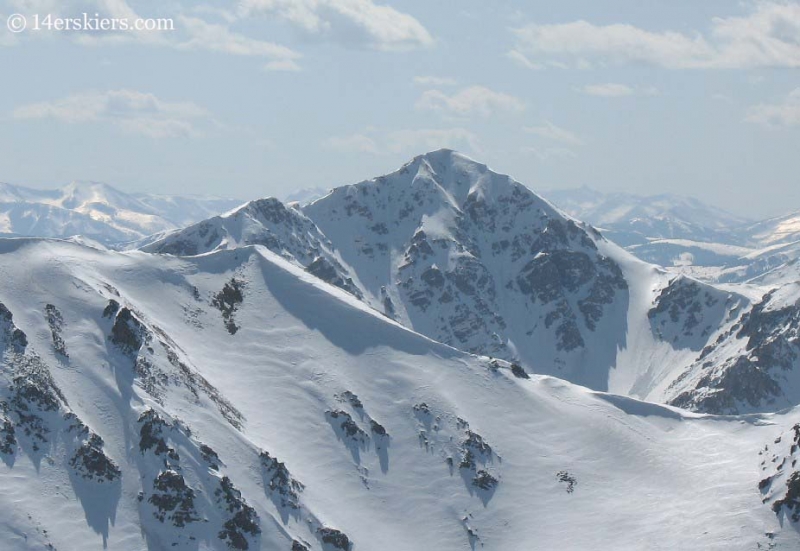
(137, 408, 265, 549)
(212, 278, 245, 335)
(215, 476, 261, 550)
(649, 276, 737, 351)
(148, 469, 200, 527)
(325, 410, 368, 444)
(260, 450, 304, 510)
(70, 433, 121, 482)
(304, 149, 629, 381)
(110, 306, 148, 356)
(317, 527, 351, 550)
(760, 424, 800, 523)
(0, 302, 28, 354)
(44, 304, 68, 358)
(667, 287, 800, 414)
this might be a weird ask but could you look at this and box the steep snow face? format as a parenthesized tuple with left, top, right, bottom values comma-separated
(0, 237, 798, 550)
(0, 181, 242, 245)
(303, 150, 630, 390)
(144, 198, 364, 298)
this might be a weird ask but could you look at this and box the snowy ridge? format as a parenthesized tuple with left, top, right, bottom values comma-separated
(141, 150, 800, 416)
(0, 237, 798, 549)
(143, 198, 364, 298)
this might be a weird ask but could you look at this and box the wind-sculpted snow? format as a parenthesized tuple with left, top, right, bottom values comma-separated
(0, 237, 798, 548)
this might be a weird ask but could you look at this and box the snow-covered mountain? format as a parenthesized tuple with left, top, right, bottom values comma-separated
(745, 211, 800, 247)
(539, 187, 800, 285)
(142, 150, 800, 417)
(142, 198, 364, 298)
(302, 150, 632, 391)
(1, 236, 800, 550)
(540, 186, 749, 247)
(0, 181, 242, 245)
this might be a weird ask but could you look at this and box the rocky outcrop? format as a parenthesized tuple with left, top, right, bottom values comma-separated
(668, 288, 799, 414)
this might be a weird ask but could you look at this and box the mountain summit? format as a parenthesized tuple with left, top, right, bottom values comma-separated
(2, 152, 800, 548)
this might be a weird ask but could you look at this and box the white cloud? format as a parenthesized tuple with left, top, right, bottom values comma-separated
(413, 76, 457, 87)
(415, 86, 525, 117)
(6, 0, 304, 70)
(176, 15, 301, 62)
(524, 121, 584, 146)
(264, 59, 302, 71)
(325, 128, 481, 154)
(506, 50, 542, 70)
(511, 2, 800, 69)
(239, 0, 434, 51)
(12, 89, 210, 138)
(577, 83, 659, 98)
(746, 88, 800, 127)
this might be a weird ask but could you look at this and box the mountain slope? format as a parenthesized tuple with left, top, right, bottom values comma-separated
(745, 211, 800, 247)
(0, 237, 798, 550)
(139, 150, 800, 416)
(143, 197, 364, 298)
(303, 150, 633, 391)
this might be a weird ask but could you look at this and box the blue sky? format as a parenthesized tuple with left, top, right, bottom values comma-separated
(1, 0, 799, 217)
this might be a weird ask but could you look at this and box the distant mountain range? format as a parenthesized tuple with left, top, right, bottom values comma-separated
(0, 181, 243, 246)
(3, 151, 800, 549)
(541, 186, 800, 283)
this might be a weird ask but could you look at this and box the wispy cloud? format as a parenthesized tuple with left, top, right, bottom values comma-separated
(413, 76, 457, 87)
(12, 89, 211, 138)
(524, 121, 584, 146)
(578, 83, 658, 97)
(6, 0, 302, 69)
(746, 88, 800, 127)
(506, 50, 542, 70)
(325, 127, 481, 154)
(6, 0, 431, 69)
(239, 0, 434, 51)
(175, 15, 300, 60)
(510, 2, 800, 69)
(415, 86, 525, 117)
